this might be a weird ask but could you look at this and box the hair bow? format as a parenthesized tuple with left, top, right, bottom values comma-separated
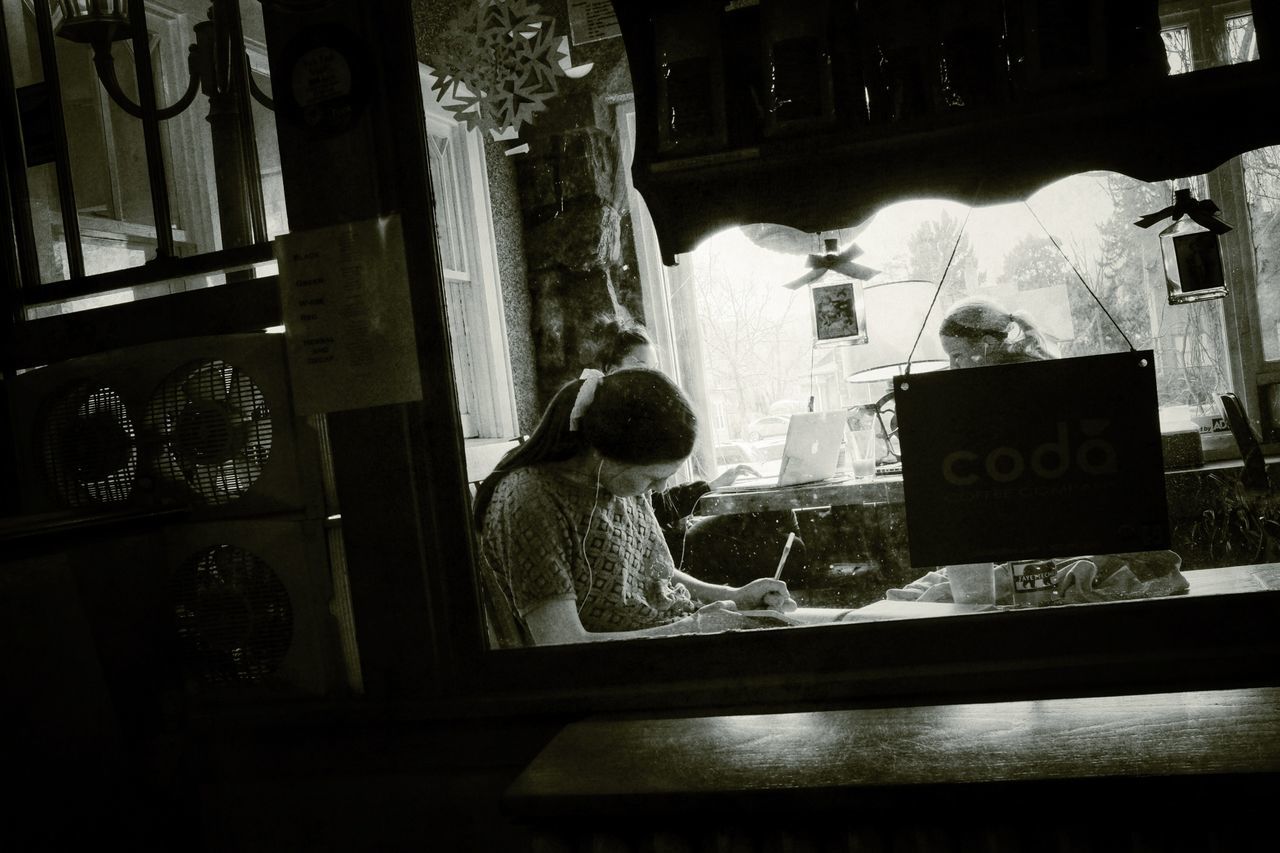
(569, 369, 604, 432)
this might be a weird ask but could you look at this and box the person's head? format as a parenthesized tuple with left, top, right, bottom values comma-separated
(473, 368, 697, 525)
(939, 297, 1059, 369)
(593, 316, 658, 373)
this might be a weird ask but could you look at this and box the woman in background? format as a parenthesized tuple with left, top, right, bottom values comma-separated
(590, 316, 756, 553)
(474, 367, 795, 646)
(938, 297, 1059, 369)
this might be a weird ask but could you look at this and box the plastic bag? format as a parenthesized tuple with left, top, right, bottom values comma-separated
(1053, 550, 1189, 603)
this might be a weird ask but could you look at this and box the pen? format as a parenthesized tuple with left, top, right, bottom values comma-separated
(773, 532, 796, 580)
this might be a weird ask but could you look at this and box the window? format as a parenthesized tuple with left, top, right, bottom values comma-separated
(454, 0, 1278, 671)
(419, 65, 517, 441)
(621, 2, 1275, 472)
(4, 0, 284, 318)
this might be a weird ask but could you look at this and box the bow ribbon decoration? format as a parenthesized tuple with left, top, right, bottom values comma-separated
(569, 368, 604, 432)
(783, 238, 881, 290)
(1134, 189, 1233, 235)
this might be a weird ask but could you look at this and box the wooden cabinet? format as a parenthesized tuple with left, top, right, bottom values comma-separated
(613, 1, 1280, 264)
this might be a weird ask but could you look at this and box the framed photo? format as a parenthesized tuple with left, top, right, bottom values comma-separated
(811, 278, 868, 346)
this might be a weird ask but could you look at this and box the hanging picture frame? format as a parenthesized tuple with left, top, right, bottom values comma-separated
(811, 278, 868, 346)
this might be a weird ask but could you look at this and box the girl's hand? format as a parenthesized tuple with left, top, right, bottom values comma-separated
(709, 464, 759, 489)
(729, 579, 797, 613)
(693, 600, 783, 633)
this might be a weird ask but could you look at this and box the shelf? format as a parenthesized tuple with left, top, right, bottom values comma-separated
(632, 61, 1280, 263)
(613, 1, 1280, 264)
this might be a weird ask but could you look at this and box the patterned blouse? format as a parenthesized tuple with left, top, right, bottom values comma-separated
(480, 466, 697, 636)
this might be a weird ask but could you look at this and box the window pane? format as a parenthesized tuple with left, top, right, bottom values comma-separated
(1161, 26, 1193, 74)
(428, 132, 470, 275)
(1226, 14, 1259, 64)
(684, 171, 1236, 463)
(1160, 8, 1257, 72)
(1243, 144, 1280, 360)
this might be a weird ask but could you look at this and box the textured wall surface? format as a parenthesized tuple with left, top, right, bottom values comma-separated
(415, 0, 643, 417)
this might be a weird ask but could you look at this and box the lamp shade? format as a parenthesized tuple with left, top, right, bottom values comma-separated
(843, 280, 951, 383)
(50, 0, 132, 44)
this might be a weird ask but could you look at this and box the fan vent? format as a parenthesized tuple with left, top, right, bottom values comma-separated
(40, 383, 138, 507)
(173, 544, 293, 685)
(147, 359, 273, 505)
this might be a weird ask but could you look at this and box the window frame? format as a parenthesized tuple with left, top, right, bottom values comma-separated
(418, 64, 518, 443)
(430, 2, 1280, 714)
(1156, 0, 1277, 446)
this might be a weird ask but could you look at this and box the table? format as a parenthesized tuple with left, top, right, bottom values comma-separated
(780, 563, 1280, 626)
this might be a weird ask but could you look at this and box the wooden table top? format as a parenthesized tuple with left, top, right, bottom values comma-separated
(507, 565, 1280, 818)
(508, 686, 1280, 808)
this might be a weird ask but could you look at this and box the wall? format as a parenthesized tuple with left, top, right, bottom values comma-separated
(414, 0, 539, 431)
(416, 0, 644, 410)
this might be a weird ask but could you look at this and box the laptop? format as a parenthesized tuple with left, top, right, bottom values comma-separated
(716, 411, 849, 491)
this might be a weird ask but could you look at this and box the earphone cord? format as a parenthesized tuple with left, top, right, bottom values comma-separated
(578, 459, 604, 615)
(676, 491, 709, 571)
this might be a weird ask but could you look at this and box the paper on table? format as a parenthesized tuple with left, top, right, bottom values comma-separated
(850, 600, 1000, 621)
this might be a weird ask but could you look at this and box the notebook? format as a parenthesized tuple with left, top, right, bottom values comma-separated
(716, 411, 849, 491)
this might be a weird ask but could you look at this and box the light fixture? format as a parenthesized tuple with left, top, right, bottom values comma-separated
(46, 0, 271, 252)
(48, 1, 131, 44)
(1135, 188, 1233, 305)
(843, 280, 951, 383)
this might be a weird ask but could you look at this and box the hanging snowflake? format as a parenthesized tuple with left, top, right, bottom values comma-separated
(427, 0, 589, 142)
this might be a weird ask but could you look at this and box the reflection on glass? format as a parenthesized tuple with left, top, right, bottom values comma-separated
(1244, 144, 1280, 362)
(681, 171, 1233, 457)
(7, 0, 282, 295)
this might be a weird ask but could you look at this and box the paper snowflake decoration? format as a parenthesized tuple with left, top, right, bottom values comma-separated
(428, 0, 588, 140)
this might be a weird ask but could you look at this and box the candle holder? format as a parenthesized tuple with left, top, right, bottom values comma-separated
(1135, 188, 1233, 305)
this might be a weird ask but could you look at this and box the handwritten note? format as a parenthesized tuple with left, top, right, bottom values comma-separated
(567, 0, 620, 45)
(275, 215, 422, 415)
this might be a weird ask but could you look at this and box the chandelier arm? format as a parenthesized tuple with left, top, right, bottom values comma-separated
(91, 40, 203, 122)
(155, 46, 204, 121)
(246, 66, 275, 111)
(90, 41, 146, 119)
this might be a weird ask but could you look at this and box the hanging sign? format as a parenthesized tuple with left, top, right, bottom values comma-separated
(275, 215, 423, 415)
(894, 351, 1169, 567)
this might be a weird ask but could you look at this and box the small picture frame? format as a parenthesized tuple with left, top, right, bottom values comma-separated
(811, 278, 868, 346)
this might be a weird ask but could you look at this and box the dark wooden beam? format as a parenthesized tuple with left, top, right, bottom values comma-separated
(12, 275, 283, 368)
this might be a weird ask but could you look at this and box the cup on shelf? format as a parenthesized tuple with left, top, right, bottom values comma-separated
(945, 562, 996, 605)
(845, 426, 877, 480)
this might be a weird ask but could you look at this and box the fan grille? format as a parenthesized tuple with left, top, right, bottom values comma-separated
(150, 359, 273, 506)
(41, 383, 138, 507)
(173, 544, 293, 685)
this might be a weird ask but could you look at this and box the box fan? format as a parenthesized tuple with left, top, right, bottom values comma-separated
(4, 333, 357, 703)
(7, 333, 322, 519)
(3, 518, 354, 709)
(165, 519, 351, 699)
